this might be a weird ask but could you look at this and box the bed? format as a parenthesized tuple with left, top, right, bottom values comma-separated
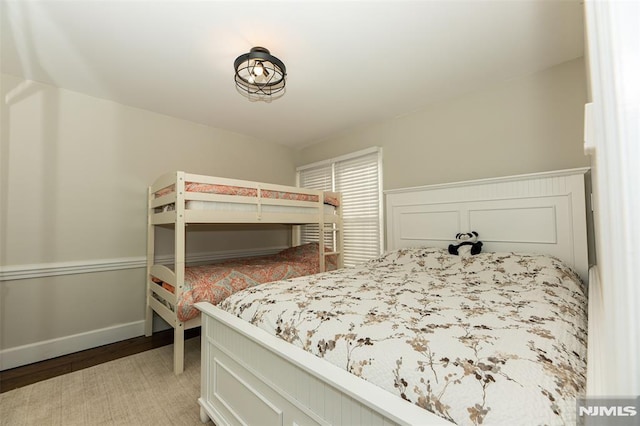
(144, 171, 343, 374)
(151, 243, 338, 323)
(195, 167, 591, 425)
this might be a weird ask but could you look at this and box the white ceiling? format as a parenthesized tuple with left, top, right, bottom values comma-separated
(1, 1, 585, 148)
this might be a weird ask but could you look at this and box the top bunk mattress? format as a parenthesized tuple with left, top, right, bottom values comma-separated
(218, 247, 588, 426)
(156, 182, 339, 205)
(154, 181, 339, 216)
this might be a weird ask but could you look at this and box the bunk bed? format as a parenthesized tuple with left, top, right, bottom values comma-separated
(144, 171, 343, 374)
(196, 168, 591, 425)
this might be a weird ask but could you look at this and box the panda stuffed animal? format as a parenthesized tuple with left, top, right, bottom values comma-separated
(448, 231, 483, 256)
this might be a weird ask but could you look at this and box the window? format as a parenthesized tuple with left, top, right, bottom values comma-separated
(297, 147, 383, 267)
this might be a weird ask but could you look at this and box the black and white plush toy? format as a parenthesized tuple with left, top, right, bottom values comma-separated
(448, 231, 483, 256)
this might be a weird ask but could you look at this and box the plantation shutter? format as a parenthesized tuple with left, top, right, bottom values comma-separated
(335, 151, 381, 266)
(297, 148, 383, 267)
(298, 164, 333, 247)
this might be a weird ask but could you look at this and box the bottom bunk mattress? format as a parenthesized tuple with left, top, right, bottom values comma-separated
(154, 243, 336, 322)
(218, 247, 588, 425)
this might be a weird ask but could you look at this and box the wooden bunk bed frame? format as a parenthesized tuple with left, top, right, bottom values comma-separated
(144, 171, 343, 374)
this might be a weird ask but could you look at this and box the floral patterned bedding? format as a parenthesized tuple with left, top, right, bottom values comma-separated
(219, 247, 588, 425)
(155, 243, 337, 322)
(156, 182, 340, 207)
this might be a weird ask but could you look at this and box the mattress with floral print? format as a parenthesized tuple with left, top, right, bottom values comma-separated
(219, 247, 587, 426)
(154, 243, 337, 322)
(155, 182, 340, 207)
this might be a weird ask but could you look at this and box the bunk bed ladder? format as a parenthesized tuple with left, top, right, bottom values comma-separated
(318, 197, 326, 273)
(324, 197, 344, 270)
(144, 186, 155, 337)
(323, 224, 343, 269)
(333, 199, 344, 269)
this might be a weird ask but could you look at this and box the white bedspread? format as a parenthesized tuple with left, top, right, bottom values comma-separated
(219, 248, 588, 425)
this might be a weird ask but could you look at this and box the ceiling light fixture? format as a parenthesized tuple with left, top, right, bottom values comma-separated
(234, 47, 286, 102)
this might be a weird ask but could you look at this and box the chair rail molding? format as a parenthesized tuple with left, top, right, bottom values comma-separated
(0, 246, 286, 281)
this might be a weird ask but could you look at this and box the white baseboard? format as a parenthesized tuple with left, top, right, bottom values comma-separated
(0, 246, 287, 370)
(0, 320, 146, 371)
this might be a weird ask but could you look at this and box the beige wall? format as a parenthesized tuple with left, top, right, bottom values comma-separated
(0, 74, 294, 358)
(1, 74, 295, 266)
(295, 57, 590, 190)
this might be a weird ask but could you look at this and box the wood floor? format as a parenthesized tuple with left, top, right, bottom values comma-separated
(0, 328, 201, 394)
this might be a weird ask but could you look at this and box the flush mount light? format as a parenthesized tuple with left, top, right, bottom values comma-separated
(234, 47, 286, 102)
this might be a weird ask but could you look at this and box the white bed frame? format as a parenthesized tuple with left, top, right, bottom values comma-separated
(144, 171, 343, 374)
(385, 167, 591, 283)
(196, 168, 591, 425)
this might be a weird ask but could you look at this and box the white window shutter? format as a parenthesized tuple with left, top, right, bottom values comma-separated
(335, 152, 381, 266)
(298, 164, 332, 247)
(297, 148, 382, 267)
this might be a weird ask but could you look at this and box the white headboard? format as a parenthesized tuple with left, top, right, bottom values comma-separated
(385, 168, 591, 283)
